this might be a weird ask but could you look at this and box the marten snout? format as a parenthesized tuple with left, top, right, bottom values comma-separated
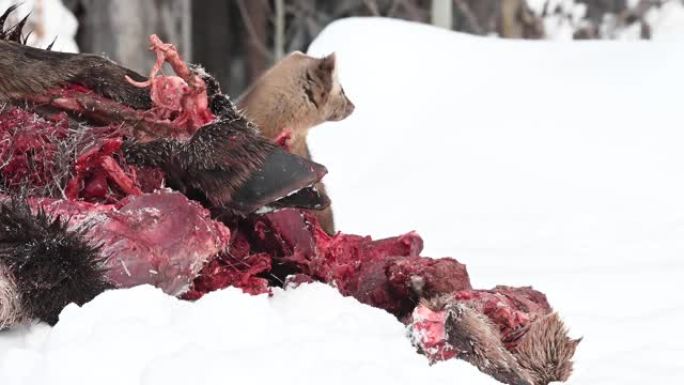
(327, 89, 355, 122)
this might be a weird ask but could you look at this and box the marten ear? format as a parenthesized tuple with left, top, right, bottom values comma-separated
(314, 53, 336, 93)
(319, 53, 337, 74)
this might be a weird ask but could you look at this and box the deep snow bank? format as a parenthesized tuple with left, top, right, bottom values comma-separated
(0, 284, 491, 385)
(307, 17, 684, 384)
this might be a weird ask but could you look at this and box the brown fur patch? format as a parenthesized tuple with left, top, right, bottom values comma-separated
(445, 304, 536, 385)
(513, 313, 581, 384)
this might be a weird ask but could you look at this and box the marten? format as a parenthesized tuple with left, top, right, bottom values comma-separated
(237, 51, 355, 234)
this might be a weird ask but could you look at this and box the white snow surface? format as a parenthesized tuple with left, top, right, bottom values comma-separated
(307, 17, 684, 384)
(0, 0, 78, 52)
(0, 284, 482, 384)
(2, 16, 684, 385)
(645, 1, 684, 40)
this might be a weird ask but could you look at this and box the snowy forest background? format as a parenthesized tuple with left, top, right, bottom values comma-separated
(2, 0, 682, 95)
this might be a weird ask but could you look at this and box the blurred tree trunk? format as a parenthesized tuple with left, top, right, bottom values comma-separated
(499, 0, 524, 37)
(498, 0, 543, 39)
(191, 0, 234, 93)
(579, 0, 628, 24)
(237, 0, 271, 87)
(70, 0, 191, 75)
(451, 0, 543, 38)
(274, 0, 285, 60)
(431, 0, 453, 29)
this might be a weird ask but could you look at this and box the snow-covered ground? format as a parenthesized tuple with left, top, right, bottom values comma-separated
(0, 284, 485, 384)
(308, 17, 684, 385)
(2, 16, 684, 385)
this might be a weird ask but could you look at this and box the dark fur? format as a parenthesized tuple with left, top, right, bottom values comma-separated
(0, 200, 109, 325)
(123, 118, 275, 210)
(192, 64, 247, 122)
(0, 7, 151, 109)
(0, 5, 29, 44)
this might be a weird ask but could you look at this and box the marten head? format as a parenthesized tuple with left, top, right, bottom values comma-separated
(237, 51, 355, 139)
(304, 52, 355, 123)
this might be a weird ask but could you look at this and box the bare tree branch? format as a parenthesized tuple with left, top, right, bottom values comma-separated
(454, 0, 483, 35)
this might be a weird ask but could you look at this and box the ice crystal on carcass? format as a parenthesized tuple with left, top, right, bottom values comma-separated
(0, 107, 70, 195)
(34, 191, 231, 296)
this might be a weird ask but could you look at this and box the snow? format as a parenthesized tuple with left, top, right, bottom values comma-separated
(307, 17, 684, 384)
(2, 15, 684, 385)
(531, 0, 589, 40)
(645, 1, 684, 40)
(0, 0, 78, 52)
(611, 1, 684, 41)
(0, 284, 483, 385)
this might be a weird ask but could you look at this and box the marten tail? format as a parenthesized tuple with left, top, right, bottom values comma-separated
(0, 200, 110, 328)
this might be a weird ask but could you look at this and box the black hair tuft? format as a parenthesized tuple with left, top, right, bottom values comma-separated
(0, 200, 110, 325)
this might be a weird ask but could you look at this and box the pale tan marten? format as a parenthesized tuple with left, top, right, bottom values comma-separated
(237, 51, 355, 234)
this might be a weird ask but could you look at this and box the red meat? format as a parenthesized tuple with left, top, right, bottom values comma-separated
(125, 34, 215, 136)
(34, 191, 231, 296)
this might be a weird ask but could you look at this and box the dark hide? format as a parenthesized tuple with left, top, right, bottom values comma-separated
(0, 200, 109, 325)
